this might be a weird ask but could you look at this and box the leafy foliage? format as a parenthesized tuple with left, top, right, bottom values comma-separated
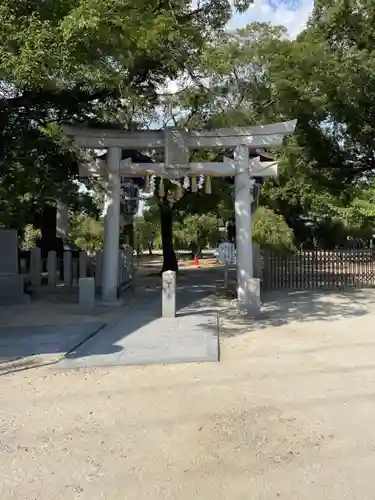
(134, 215, 159, 253)
(252, 207, 295, 252)
(0, 0, 253, 231)
(19, 225, 41, 250)
(69, 214, 104, 251)
(4, 2, 375, 258)
(173, 213, 221, 254)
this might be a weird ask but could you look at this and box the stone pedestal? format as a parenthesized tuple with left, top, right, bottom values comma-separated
(79, 277, 95, 309)
(162, 271, 176, 318)
(0, 229, 29, 304)
(63, 251, 72, 287)
(246, 278, 260, 317)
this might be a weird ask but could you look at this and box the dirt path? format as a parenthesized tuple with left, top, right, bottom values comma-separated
(1, 290, 375, 499)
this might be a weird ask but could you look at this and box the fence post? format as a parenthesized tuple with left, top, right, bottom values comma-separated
(64, 251, 72, 287)
(118, 250, 125, 288)
(95, 251, 102, 288)
(79, 251, 88, 279)
(72, 256, 78, 285)
(253, 244, 260, 279)
(30, 247, 42, 287)
(262, 250, 271, 290)
(47, 251, 57, 288)
(127, 247, 134, 281)
(125, 249, 129, 282)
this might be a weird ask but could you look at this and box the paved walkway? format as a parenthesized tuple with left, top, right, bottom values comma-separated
(0, 268, 222, 370)
(58, 276, 220, 368)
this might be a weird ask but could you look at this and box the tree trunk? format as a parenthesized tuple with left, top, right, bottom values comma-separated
(190, 239, 200, 259)
(160, 203, 178, 273)
(227, 219, 235, 243)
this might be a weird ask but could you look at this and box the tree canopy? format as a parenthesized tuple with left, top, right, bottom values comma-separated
(2, 0, 375, 260)
(0, 0, 253, 229)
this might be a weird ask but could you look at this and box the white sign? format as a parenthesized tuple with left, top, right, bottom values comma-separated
(216, 242, 236, 263)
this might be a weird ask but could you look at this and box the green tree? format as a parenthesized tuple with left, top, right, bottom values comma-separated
(252, 206, 295, 252)
(19, 225, 41, 250)
(134, 215, 159, 254)
(165, 22, 288, 130)
(173, 212, 221, 256)
(151, 23, 286, 271)
(0, 0, 254, 230)
(69, 214, 104, 251)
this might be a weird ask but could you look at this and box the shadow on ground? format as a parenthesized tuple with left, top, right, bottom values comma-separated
(216, 287, 375, 338)
(1, 265, 374, 372)
(138, 268, 375, 339)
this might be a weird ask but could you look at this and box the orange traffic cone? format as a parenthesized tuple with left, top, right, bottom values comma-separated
(194, 255, 199, 266)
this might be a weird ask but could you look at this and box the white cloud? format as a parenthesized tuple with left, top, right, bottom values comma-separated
(228, 0, 313, 39)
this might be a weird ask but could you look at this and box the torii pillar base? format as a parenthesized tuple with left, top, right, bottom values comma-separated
(245, 278, 261, 317)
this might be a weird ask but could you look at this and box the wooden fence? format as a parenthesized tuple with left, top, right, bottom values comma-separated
(20, 247, 134, 292)
(261, 249, 375, 291)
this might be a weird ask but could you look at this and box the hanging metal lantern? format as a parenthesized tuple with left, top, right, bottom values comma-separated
(120, 178, 139, 216)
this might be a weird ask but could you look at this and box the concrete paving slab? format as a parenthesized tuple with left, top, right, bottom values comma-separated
(0, 323, 105, 363)
(57, 313, 219, 368)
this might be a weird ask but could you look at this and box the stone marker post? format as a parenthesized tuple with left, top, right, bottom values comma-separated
(47, 250, 57, 288)
(63, 251, 72, 287)
(0, 228, 29, 304)
(30, 246, 42, 287)
(95, 251, 102, 287)
(79, 277, 95, 309)
(162, 270, 176, 318)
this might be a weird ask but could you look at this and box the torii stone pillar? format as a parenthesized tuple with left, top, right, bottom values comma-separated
(235, 145, 253, 306)
(102, 147, 122, 301)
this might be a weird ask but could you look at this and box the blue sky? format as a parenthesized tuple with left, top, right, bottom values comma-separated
(228, 0, 314, 38)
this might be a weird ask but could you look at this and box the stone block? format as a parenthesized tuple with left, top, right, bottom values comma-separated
(79, 277, 95, 309)
(162, 270, 176, 318)
(164, 128, 189, 167)
(95, 251, 102, 288)
(79, 251, 87, 279)
(0, 228, 18, 274)
(0, 229, 30, 304)
(0, 274, 29, 304)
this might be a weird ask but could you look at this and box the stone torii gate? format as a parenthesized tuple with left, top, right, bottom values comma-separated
(63, 120, 296, 310)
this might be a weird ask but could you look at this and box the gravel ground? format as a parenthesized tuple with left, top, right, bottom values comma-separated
(1, 289, 375, 499)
